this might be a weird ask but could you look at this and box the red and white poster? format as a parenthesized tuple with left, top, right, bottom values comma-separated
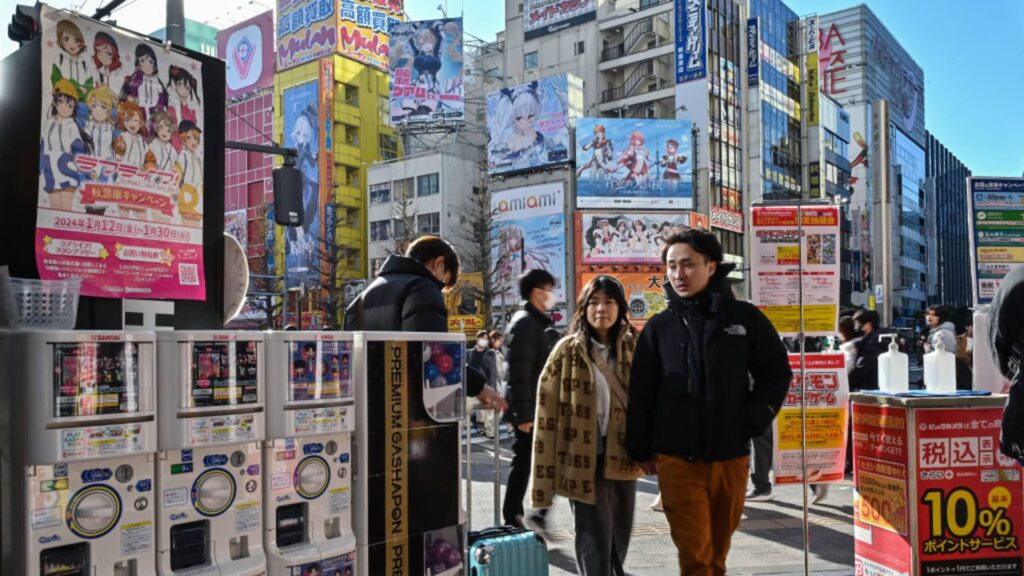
(36, 7, 205, 300)
(772, 354, 849, 485)
(852, 402, 912, 576)
(915, 407, 1024, 576)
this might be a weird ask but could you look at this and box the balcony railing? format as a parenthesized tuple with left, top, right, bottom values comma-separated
(601, 44, 624, 62)
(624, 18, 654, 56)
(600, 60, 656, 103)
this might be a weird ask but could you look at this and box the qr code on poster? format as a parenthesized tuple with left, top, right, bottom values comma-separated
(178, 263, 199, 286)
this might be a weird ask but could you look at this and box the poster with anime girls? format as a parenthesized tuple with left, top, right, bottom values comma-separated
(486, 75, 572, 175)
(490, 183, 567, 305)
(36, 7, 206, 300)
(389, 18, 464, 124)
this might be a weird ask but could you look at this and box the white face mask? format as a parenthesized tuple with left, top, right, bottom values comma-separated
(477, 338, 489, 348)
(543, 291, 557, 311)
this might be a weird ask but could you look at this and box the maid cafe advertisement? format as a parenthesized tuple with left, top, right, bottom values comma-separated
(35, 7, 207, 300)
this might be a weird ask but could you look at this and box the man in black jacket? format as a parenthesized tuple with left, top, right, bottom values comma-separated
(344, 235, 504, 408)
(625, 229, 791, 575)
(850, 309, 883, 391)
(502, 268, 559, 529)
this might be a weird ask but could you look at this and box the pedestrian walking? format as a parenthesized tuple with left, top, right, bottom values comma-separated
(625, 228, 792, 576)
(850, 309, 884, 391)
(924, 305, 957, 354)
(531, 275, 644, 576)
(479, 330, 507, 438)
(503, 269, 560, 530)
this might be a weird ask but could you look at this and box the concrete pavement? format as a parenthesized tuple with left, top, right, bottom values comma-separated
(464, 431, 857, 576)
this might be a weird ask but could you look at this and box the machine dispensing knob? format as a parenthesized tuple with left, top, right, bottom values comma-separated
(115, 465, 134, 483)
(194, 470, 236, 516)
(230, 451, 246, 468)
(69, 487, 120, 538)
(295, 457, 330, 499)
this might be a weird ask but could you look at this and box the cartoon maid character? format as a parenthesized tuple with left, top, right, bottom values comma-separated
(576, 124, 614, 179)
(54, 19, 90, 86)
(40, 79, 93, 211)
(120, 43, 168, 122)
(616, 131, 650, 185)
(175, 120, 204, 228)
(659, 138, 688, 181)
(91, 31, 121, 87)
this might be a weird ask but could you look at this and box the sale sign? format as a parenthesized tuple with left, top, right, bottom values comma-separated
(915, 408, 1024, 576)
(852, 402, 912, 576)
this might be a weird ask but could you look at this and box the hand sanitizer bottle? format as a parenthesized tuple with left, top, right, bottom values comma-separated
(878, 334, 909, 393)
(924, 338, 957, 394)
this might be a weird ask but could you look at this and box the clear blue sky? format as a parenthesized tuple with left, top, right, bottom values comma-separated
(407, 0, 1024, 178)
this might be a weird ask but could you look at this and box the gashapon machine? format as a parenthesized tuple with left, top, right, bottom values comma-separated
(1, 330, 158, 576)
(264, 331, 357, 575)
(352, 332, 467, 576)
(155, 332, 267, 574)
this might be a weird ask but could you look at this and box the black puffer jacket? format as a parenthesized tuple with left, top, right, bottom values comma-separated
(988, 264, 1024, 462)
(343, 255, 447, 332)
(505, 303, 558, 425)
(625, 267, 792, 463)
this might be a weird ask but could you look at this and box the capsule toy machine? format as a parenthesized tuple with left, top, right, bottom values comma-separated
(263, 331, 356, 575)
(352, 332, 467, 576)
(155, 331, 267, 575)
(1, 330, 158, 576)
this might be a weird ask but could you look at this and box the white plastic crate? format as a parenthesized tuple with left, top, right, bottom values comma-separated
(0, 269, 81, 329)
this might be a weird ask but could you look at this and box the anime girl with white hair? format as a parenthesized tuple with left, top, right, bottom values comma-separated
(489, 80, 568, 172)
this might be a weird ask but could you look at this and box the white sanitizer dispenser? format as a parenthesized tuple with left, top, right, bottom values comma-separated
(924, 338, 957, 394)
(878, 334, 909, 393)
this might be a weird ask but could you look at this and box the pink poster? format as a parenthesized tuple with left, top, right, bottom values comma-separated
(36, 7, 205, 300)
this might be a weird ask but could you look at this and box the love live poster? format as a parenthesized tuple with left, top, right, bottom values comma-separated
(36, 7, 206, 300)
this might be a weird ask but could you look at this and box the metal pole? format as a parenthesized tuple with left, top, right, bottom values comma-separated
(798, 203, 810, 576)
(165, 0, 185, 46)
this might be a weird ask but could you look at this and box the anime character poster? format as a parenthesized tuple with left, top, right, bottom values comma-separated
(389, 18, 464, 124)
(486, 76, 571, 176)
(490, 183, 566, 304)
(224, 209, 248, 248)
(35, 6, 206, 300)
(282, 80, 320, 289)
(575, 118, 694, 209)
(579, 212, 699, 265)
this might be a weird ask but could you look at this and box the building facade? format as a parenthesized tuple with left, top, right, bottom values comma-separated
(926, 131, 972, 308)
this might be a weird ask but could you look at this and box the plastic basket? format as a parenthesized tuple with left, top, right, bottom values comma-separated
(0, 272, 81, 329)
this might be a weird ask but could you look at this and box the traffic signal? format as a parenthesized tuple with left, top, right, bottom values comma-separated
(272, 165, 305, 227)
(8, 3, 41, 46)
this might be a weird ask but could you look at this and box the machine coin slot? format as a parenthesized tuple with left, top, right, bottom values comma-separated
(39, 542, 89, 576)
(276, 503, 307, 548)
(169, 520, 210, 571)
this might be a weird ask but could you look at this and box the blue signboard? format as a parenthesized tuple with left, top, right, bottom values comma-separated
(746, 17, 759, 87)
(969, 177, 1024, 305)
(675, 0, 707, 84)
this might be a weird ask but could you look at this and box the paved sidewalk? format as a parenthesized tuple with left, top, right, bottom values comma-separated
(464, 432, 856, 576)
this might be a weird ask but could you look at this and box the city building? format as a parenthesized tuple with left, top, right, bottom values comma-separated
(926, 131, 972, 308)
(597, 0, 676, 119)
(818, 5, 927, 324)
(149, 18, 219, 56)
(810, 95, 854, 304)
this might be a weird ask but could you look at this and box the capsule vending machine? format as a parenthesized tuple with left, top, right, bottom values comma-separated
(353, 332, 467, 576)
(155, 332, 267, 575)
(1, 330, 158, 576)
(264, 331, 356, 575)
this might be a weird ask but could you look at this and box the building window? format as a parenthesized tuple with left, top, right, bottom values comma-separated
(392, 218, 406, 239)
(484, 67, 501, 82)
(574, 41, 585, 55)
(379, 134, 398, 161)
(369, 183, 391, 205)
(370, 220, 391, 242)
(416, 173, 439, 197)
(417, 212, 440, 235)
(524, 51, 538, 70)
(393, 177, 414, 200)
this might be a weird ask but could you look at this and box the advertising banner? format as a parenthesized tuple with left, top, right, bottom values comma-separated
(915, 407, 1024, 576)
(338, 0, 404, 72)
(750, 205, 840, 337)
(675, 0, 707, 83)
(575, 118, 694, 210)
(491, 183, 566, 305)
(581, 271, 668, 329)
(772, 354, 849, 485)
(746, 18, 759, 87)
(217, 11, 274, 100)
(224, 209, 248, 248)
(389, 18, 464, 124)
(710, 205, 743, 234)
(578, 211, 700, 265)
(282, 80, 320, 289)
(445, 272, 485, 335)
(804, 15, 819, 127)
(276, 0, 338, 71)
(968, 177, 1024, 306)
(35, 7, 206, 299)
(524, 0, 597, 40)
(319, 58, 334, 287)
(852, 402, 912, 576)
(486, 75, 572, 175)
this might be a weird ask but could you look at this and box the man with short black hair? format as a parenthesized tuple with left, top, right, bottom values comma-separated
(626, 228, 791, 575)
(850, 309, 884, 392)
(503, 268, 560, 529)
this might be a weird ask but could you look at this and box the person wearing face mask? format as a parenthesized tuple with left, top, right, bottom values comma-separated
(503, 269, 561, 531)
(467, 330, 492, 435)
(479, 331, 507, 439)
(625, 228, 791, 576)
(343, 235, 505, 410)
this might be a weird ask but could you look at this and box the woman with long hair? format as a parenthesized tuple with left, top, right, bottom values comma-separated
(531, 275, 643, 575)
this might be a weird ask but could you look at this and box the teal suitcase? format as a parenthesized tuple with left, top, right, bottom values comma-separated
(468, 526, 549, 576)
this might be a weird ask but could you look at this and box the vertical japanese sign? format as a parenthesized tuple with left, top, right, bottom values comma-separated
(773, 354, 849, 486)
(675, 0, 707, 83)
(389, 18, 464, 124)
(338, 0, 404, 72)
(852, 402, 912, 576)
(490, 183, 566, 305)
(319, 58, 334, 287)
(384, 341, 409, 575)
(915, 407, 1024, 576)
(276, 0, 338, 71)
(36, 7, 206, 299)
(968, 177, 1024, 306)
(750, 205, 840, 337)
(805, 15, 819, 127)
(282, 80, 320, 289)
(746, 18, 759, 87)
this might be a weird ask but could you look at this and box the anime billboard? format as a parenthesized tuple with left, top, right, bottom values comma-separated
(490, 183, 567, 305)
(575, 118, 694, 209)
(389, 18, 464, 124)
(282, 80, 320, 289)
(486, 75, 573, 175)
(579, 212, 702, 265)
(35, 7, 206, 300)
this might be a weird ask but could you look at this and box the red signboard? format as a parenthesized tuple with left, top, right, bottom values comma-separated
(915, 408, 1023, 576)
(853, 402, 913, 575)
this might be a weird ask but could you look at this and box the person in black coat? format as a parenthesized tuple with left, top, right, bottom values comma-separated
(987, 264, 1024, 463)
(343, 235, 504, 409)
(849, 309, 884, 391)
